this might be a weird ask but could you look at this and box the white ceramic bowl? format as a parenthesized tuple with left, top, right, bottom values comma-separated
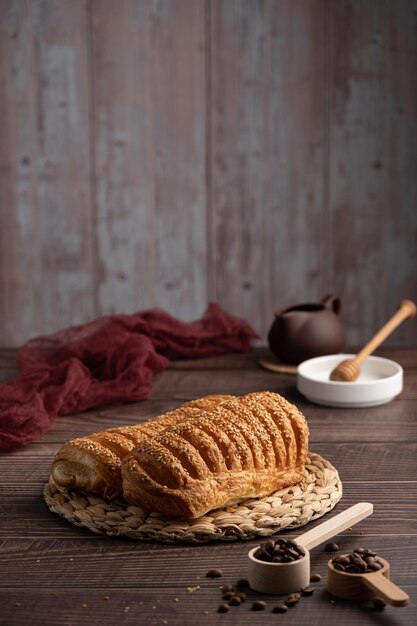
(297, 354, 403, 408)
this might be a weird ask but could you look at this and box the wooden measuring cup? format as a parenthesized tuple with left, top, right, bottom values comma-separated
(328, 556, 409, 607)
(248, 502, 373, 594)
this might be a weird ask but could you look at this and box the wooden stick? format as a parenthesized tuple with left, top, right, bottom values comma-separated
(361, 571, 410, 607)
(296, 502, 373, 551)
(355, 300, 416, 366)
(330, 300, 416, 382)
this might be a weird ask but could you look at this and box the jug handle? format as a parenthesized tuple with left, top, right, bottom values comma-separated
(321, 294, 341, 314)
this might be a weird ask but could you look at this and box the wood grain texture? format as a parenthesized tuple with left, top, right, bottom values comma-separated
(32, 0, 95, 331)
(209, 0, 328, 335)
(327, 0, 417, 347)
(0, 1, 37, 345)
(1, 347, 417, 625)
(92, 0, 207, 320)
(1, 536, 416, 587)
(0, 0, 416, 348)
(1, 587, 416, 626)
(0, 0, 95, 346)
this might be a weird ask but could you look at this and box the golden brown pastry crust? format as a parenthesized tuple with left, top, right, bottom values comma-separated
(51, 394, 232, 498)
(121, 391, 309, 519)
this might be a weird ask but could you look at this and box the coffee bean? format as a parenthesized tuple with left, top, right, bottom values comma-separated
(325, 542, 339, 552)
(372, 598, 386, 610)
(235, 578, 249, 589)
(251, 600, 267, 611)
(272, 603, 288, 613)
(228, 595, 241, 606)
(332, 549, 384, 574)
(333, 562, 346, 572)
(254, 538, 305, 563)
(276, 538, 287, 545)
(217, 603, 229, 613)
(263, 540, 275, 554)
(301, 586, 315, 596)
(352, 554, 368, 569)
(310, 572, 322, 582)
(254, 548, 270, 561)
(235, 592, 246, 602)
(222, 591, 234, 601)
(287, 548, 301, 559)
(285, 592, 301, 607)
(206, 569, 222, 578)
(345, 564, 364, 574)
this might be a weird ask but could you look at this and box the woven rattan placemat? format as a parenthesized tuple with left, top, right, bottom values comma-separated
(44, 452, 342, 543)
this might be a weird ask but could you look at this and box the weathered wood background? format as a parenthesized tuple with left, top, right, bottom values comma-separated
(1, 0, 416, 348)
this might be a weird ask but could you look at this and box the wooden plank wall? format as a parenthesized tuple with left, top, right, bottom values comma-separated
(1, 0, 416, 348)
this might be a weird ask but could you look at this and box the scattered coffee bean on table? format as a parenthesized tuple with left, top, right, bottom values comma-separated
(254, 538, 305, 563)
(206, 569, 223, 578)
(209, 562, 321, 614)
(228, 595, 242, 606)
(222, 591, 234, 601)
(332, 548, 383, 574)
(372, 598, 387, 610)
(325, 542, 339, 552)
(251, 600, 267, 611)
(310, 572, 322, 582)
(285, 592, 301, 607)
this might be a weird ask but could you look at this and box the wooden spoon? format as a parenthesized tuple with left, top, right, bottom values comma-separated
(330, 299, 416, 382)
(248, 502, 373, 595)
(328, 555, 409, 607)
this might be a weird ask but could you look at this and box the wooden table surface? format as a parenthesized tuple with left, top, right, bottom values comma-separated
(1, 347, 416, 626)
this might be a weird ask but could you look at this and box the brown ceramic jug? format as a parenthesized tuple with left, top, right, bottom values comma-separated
(267, 295, 345, 365)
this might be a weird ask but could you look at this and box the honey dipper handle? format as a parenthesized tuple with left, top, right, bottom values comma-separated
(355, 300, 417, 366)
(361, 572, 409, 607)
(296, 503, 373, 551)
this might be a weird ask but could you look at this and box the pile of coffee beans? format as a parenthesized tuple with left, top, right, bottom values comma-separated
(204, 544, 388, 614)
(253, 538, 306, 563)
(331, 547, 383, 574)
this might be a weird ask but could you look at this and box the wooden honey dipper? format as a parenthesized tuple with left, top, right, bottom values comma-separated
(330, 299, 416, 382)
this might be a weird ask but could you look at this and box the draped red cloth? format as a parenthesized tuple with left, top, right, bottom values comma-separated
(0, 304, 257, 451)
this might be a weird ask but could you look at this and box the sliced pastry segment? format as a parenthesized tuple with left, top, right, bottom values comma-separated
(51, 394, 232, 498)
(122, 391, 309, 519)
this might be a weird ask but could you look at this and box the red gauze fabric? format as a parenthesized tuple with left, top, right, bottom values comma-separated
(0, 303, 257, 451)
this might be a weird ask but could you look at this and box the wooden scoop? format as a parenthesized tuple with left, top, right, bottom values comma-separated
(248, 502, 373, 595)
(330, 299, 416, 382)
(328, 555, 409, 607)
